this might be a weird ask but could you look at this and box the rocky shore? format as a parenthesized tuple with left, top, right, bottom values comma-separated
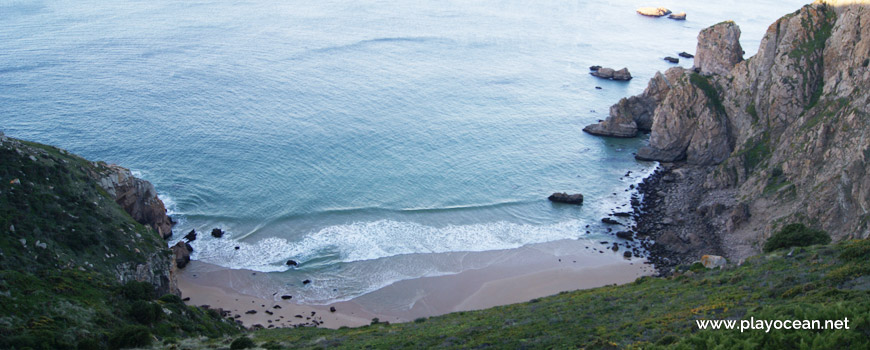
(593, 0, 870, 275)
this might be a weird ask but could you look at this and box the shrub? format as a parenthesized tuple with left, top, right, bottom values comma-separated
(108, 325, 152, 349)
(763, 223, 831, 252)
(230, 336, 256, 349)
(129, 300, 162, 324)
(77, 338, 101, 350)
(159, 293, 184, 304)
(120, 281, 154, 301)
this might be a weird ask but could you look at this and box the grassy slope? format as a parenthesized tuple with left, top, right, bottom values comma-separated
(216, 240, 870, 350)
(0, 138, 239, 350)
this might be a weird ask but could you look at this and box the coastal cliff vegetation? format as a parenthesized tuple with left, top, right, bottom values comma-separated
(2, 0, 870, 349)
(0, 137, 239, 350)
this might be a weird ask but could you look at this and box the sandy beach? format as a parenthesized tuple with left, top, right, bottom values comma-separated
(179, 238, 653, 329)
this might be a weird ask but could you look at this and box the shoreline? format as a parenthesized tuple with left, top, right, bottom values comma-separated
(178, 238, 654, 329)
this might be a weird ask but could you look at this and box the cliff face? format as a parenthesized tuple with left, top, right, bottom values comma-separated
(603, 0, 870, 262)
(99, 164, 174, 240)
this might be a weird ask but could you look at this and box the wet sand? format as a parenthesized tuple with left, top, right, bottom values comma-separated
(178, 238, 653, 329)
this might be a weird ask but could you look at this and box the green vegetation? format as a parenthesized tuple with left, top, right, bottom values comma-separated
(163, 239, 870, 349)
(764, 223, 831, 253)
(230, 336, 256, 349)
(746, 102, 758, 121)
(689, 73, 727, 116)
(0, 138, 240, 349)
(738, 132, 772, 173)
(763, 166, 792, 195)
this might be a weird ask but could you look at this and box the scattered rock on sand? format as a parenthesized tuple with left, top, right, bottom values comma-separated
(245, 310, 257, 314)
(636, 7, 672, 17)
(668, 12, 686, 20)
(664, 57, 679, 63)
(624, 251, 633, 258)
(330, 306, 336, 313)
(548, 192, 584, 205)
(281, 295, 292, 300)
(211, 228, 224, 238)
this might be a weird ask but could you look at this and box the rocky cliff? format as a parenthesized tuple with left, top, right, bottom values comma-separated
(98, 164, 174, 240)
(0, 135, 236, 349)
(592, 0, 870, 265)
(0, 135, 178, 294)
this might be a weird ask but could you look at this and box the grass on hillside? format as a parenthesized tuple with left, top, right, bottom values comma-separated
(190, 239, 870, 350)
(0, 138, 240, 349)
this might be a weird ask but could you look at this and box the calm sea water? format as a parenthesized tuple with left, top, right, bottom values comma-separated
(1, 0, 806, 303)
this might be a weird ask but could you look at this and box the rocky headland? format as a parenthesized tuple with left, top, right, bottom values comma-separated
(590, 0, 870, 273)
(0, 135, 237, 349)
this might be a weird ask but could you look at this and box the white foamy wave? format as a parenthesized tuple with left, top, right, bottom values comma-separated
(189, 219, 589, 272)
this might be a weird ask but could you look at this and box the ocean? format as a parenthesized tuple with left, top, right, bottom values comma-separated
(1, 0, 807, 304)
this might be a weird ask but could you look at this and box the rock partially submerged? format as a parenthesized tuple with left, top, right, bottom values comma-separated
(664, 57, 679, 63)
(601, 217, 621, 225)
(184, 229, 197, 242)
(678, 51, 694, 59)
(668, 12, 687, 20)
(211, 228, 224, 238)
(548, 192, 584, 205)
(583, 67, 682, 138)
(636, 7, 672, 17)
(590, 67, 632, 81)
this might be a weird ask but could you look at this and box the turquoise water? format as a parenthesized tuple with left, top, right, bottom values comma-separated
(1, 0, 806, 303)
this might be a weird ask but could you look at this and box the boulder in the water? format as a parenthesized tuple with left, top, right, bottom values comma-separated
(548, 192, 584, 205)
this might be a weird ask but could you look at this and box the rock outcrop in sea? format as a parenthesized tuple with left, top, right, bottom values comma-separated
(636, 7, 672, 17)
(590, 0, 870, 267)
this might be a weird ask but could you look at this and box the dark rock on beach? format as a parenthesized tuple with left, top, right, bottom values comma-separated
(616, 231, 634, 240)
(171, 241, 191, 268)
(601, 217, 621, 225)
(548, 192, 584, 205)
(281, 295, 292, 300)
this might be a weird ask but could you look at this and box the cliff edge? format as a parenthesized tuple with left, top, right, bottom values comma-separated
(0, 135, 237, 349)
(591, 0, 870, 267)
